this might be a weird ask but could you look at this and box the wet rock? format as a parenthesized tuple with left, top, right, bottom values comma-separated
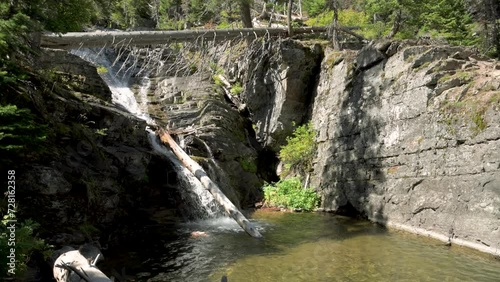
(38, 49, 112, 101)
(25, 166, 72, 195)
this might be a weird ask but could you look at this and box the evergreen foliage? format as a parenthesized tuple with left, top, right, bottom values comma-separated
(302, 0, 327, 17)
(0, 105, 46, 159)
(0, 6, 31, 90)
(303, 0, 487, 51)
(0, 0, 493, 56)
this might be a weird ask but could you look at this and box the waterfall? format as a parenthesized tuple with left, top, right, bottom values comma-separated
(72, 48, 221, 219)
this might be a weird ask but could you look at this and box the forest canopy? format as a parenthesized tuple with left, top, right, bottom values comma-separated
(1, 0, 498, 57)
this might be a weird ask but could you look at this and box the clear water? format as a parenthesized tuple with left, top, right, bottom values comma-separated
(103, 211, 500, 282)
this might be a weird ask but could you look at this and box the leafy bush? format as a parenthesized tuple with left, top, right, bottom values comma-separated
(0, 10, 31, 90)
(230, 82, 243, 95)
(96, 66, 108, 74)
(305, 9, 385, 39)
(263, 177, 319, 211)
(305, 10, 334, 26)
(302, 0, 327, 17)
(279, 122, 316, 174)
(238, 156, 257, 173)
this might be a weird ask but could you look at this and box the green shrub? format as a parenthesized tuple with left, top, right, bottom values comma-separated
(230, 82, 243, 95)
(305, 10, 334, 26)
(212, 75, 224, 86)
(96, 66, 108, 74)
(263, 177, 319, 211)
(279, 122, 316, 174)
(302, 0, 327, 17)
(0, 105, 47, 161)
(238, 156, 257, 173)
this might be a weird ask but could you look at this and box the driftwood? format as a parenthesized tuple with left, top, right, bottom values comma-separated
(157, 128, 263, 239)
(335, 25, 366, 42)
(40, 27, 328, 49)
(53, 248, 111, 282)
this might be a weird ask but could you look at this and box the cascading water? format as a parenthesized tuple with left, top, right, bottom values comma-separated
(71, 48, 221, 219)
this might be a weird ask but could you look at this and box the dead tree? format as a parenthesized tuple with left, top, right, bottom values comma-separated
(40, 27, 328, 49)
(157, 128, 263, 239)
(287, 0, 294, 36)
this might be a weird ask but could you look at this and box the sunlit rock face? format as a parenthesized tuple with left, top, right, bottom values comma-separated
(308, 42, 500, 254)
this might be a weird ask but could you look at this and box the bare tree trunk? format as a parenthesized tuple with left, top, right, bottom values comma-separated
(40, 27, 328, 49)
(489, 0, 500, 57)
(148, 0, 160, 28)
(260, 0, 269, 19)
(287, 0, 294, 36)
(268, 5, 275, 27)
(157, 128, 263, 239)
(303, 172, 310, 189)
(240, 0, 253, 28)
(332, 0, 340, 49)
(387, 9, 402, 39)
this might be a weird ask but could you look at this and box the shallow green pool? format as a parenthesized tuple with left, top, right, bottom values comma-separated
(106, 211, 500, 281)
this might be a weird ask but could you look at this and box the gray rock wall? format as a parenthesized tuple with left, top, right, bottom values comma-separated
(142, 74, 263, 208)
(240, 39, 322, 151)
(310, 43, 500, 255)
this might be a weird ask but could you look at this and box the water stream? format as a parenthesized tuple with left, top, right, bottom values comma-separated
(72, 48, 221, 219)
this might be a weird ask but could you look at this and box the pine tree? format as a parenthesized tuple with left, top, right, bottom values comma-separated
(0, 105, 46, 160)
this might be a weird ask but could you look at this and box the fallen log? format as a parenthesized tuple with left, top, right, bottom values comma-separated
(334, 25, 366, 42)
(40, 27, 328, 49)
(53, 246, 111, 282)
(157, 128, 263, 239)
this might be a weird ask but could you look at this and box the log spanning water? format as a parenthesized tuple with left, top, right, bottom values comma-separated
(157, 128, 263, 239)
(40, 27, 328, 49)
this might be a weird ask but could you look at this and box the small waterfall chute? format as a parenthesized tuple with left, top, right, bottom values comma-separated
(72, 48, 222, 218)
(157, 128, 263, 239)
(73, 48, 261, 238)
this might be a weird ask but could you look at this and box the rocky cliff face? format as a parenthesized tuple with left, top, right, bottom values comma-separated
(138, 72, 263, 208)
(17, 49, 180, 247)
(238, 40, 323, 151)
(231, 39, 499, 255)
(309, 42, 500, 255)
